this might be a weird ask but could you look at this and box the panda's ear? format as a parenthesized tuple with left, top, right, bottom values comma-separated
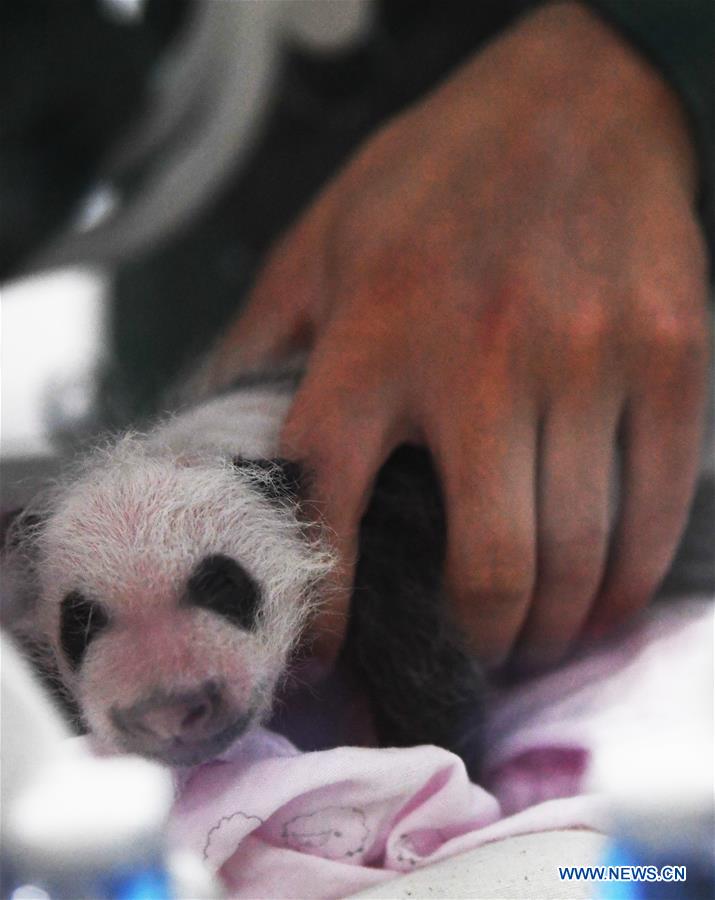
(1, 508, 44, 552)
(231, 457, 305, 504)
(1, 508, 45, 634)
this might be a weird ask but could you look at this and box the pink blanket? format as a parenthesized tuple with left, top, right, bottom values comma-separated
(168, 598, 712, 898)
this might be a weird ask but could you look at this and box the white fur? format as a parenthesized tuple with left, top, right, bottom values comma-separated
(9, 384, 335, 756)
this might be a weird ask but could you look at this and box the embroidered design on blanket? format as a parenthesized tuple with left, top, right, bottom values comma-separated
(203, 810, 265, 864)
(393, 830, 447, 869)
(281, 806, 370, 860)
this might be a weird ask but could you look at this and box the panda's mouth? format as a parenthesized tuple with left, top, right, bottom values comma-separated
(138, 712, 255, 768)
(110, 681, 262, 768)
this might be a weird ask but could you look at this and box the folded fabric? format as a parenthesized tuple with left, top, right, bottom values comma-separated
(170, 731, 605, 898)
(167, 597, 712, 899)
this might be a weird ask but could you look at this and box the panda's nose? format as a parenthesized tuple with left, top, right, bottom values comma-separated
(142, 688, 215, 740)
(111, 680, 248, 763)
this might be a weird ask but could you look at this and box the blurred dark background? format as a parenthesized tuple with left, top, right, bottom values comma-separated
(1, 0, 522, 424)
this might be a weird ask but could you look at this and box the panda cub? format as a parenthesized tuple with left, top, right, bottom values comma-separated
(5, 372, 484, 774)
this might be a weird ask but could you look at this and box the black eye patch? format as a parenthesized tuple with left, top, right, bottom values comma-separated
(187, 554, 262, 630)
(60, 591, 109, 670)
(232, 457, 305, 504)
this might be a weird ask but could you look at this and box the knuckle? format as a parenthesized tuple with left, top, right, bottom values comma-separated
(473, 585, 531, 617)
(645, 310, 705, 355)
(565, 303, 615, 352)
(540, 561, 601, 599)
(283, 432, 374, 522)
(542, 525, 608, 586)
(457, 558, 534, 612)
(283, 385, 358, 450)
(603, 561, 662, 608)
(284, 435, 357, 488)
(593, 584, 652, 631)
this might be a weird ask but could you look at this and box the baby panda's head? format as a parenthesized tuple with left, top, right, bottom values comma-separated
(12, 435, 334, 767)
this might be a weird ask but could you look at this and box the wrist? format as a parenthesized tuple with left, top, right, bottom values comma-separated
(504, 2, 698, 198)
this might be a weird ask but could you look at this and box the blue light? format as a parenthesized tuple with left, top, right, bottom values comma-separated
(599, 844, 644, 900)
(105, 865, 172, 900)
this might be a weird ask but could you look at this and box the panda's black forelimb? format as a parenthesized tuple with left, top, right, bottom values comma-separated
(345, 446, 486, 780)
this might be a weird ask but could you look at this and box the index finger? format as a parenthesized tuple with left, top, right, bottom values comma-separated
(280, 339, 396, 666)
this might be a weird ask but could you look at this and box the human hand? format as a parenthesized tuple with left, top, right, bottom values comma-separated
(205, 2, 710, 671)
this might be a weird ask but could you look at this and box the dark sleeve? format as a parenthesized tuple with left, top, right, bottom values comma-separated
(584, 0, 714, 263)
